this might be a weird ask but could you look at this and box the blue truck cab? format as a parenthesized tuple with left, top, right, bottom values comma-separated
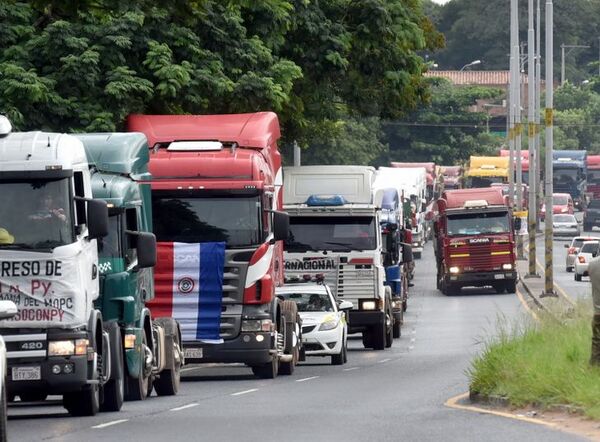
(553, 150, 587, 210)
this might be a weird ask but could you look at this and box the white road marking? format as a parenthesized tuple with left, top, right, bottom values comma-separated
(343, 367, 359, 371)
(410, 338, 416, 343)
(378, 358, 391, 363)
(231, 389, 259, 396)
(92, 419, 129, 429)
(296, 376, 319, 382)
(170, 403, 199, 411)
(409, 345, 414, 350)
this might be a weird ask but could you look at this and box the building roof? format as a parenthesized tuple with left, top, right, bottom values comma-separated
(424, 70, 531, 86)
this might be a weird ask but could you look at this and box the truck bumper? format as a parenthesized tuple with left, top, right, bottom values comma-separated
(446, 271, 517, 286)
(182, 332, 273, 365)
(347, 310, 385, 333)
(7, 355, 90, 396)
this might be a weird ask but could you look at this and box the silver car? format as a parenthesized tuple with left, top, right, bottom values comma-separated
(553, 214, 580, 237)
(564, 236, 600, 272)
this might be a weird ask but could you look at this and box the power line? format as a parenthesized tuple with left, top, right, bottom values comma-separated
(383, 121, 600, 129)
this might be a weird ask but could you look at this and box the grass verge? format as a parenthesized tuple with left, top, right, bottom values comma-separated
(469, 301, 600, 419)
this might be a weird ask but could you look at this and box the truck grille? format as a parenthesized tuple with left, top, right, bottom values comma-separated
(337, 265, 375, 298)
(448, 242, 513, 271)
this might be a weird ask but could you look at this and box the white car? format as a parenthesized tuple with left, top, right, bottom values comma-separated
(276, 283, 352, 365)
(565, 236, 600, 272)
(553, 214, 581, 237)
(574, 240, 600, 281)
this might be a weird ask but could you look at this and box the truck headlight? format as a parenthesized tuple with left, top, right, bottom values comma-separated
(392, 300, 403, 309)
(502, 263, 513, 270)
(361, 300, 377, 310)
(561, 208, 568, 213)
(48, 340, 75, 356)
(413, 242, 419, 247)
(449, 266, 460, 274)
(319, 316, 340, 331)
(242, 319, 273, 332)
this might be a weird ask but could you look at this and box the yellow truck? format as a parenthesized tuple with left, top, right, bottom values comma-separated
(465, 156, 509, 188)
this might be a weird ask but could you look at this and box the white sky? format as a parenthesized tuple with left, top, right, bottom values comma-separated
(430, 0, 452, 3)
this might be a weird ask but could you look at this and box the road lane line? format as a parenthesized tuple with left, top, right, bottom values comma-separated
(170, 403, 199, 411)
(378, 358, 391, 363)
(296, 376, 319, 382)
(92, 419, 129, 429)
(231, 389, 258, 396)
(343, 367, 359, 371)
(516, 287, 540, 321)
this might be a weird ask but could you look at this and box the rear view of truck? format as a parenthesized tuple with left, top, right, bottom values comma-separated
(434, 188, 518, 295)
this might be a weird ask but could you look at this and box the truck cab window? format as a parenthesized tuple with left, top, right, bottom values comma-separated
(125, 208, 138, 266)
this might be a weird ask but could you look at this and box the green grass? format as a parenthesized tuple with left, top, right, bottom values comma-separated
(469, 302, 600, 419)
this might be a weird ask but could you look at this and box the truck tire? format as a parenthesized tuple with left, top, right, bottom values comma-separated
(101, 322, 124, 412)
(0, 384, 7, 442)
(125, 332, 150, 401)
(393, 318, 401, 338)
(362, 331, 373, 349)
(505, 280, 517, 293)
(575, 273, 582, 282)
(446, 284, 460, 296)
(154, 323, 182, 396)
(372, 323, 386, 351)
(280, 301, 299, 375)
(492, 283, 505, 294)
(414, 251, 422, 259)
(64, 384, 100, 417)
(251, 356, 279, 379)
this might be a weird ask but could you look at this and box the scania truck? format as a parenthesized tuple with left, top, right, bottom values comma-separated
(283, 166, 395, 350)
(465, 156, 509, 188)
(127, 113, 301, 379)
(78, 132, 183, 402)
(0, 117, 114, 416)
(433, 187, 518, 295)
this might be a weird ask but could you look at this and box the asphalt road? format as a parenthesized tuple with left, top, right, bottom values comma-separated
(8, 243, 585, 442)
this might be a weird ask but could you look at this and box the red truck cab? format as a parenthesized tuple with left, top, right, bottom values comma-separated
(433, 187, 518, 295)
(587, 155, 600, 199)
(127, 113, 293, 378)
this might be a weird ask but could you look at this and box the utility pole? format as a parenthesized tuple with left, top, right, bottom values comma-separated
(293, 140, 301, 166)
(527, 0, 539, 276)
(542, 0, 556, 297)
(514, 4, 524, 260)
(536, 0, 542, 233)
(561, 44, 591, 85)
(508, 0, 518, 208)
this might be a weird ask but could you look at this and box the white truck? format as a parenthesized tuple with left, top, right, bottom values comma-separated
(392, 167, 428, 259)
(0, 117, 117, 416)
(283, 166, 394, 350)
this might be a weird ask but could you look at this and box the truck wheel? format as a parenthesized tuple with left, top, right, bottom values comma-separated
(447, 284, 460, 296)
(362, 331, 373, 349)
(505, 280, 517, 293)
(101, 323, 124, 412)
(372, 323, 386, 351)
(492, 283, 505, 294)
(414, 251, 422, 260)
(251, 356, 279, 379)
(0, 385, 7, 442)
(575, 273, 582, 282)
(393, 318, 401, 338)
(64, 384, 100, 417)
(279, 301, 299, 375)
(154, 325, 182, 397)
(125, 333, 150, 401)
(566, 266, 572, 273)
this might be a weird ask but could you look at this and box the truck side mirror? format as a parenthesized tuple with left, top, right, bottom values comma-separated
(272, 211, 290, 242)
(401, 243, 413, 264)
(135, 232, 157, 269)
(87, 199, 109, 239)
(0, 300, 17, 320)
(514, 217, 522, 232)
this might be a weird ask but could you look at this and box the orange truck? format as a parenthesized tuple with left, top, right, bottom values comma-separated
(433, 187, 518, 295)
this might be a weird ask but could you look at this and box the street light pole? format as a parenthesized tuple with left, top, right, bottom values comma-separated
(542, 0, 556, 297)
(536, 0, 542, 233)
(527, 0, 538, 276)
(509, 0, 517, 207)
(560, 44, 591, 85)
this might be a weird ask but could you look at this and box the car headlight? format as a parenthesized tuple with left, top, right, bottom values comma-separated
(48, 340, 75, 356)
(449, 266, 460, 274)
(319, 315, 339, 331)
(502, 263, 513, 270)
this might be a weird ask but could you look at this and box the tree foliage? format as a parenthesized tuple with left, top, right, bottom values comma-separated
(382, 78, 504, 165)
(0, 0, 442, 160)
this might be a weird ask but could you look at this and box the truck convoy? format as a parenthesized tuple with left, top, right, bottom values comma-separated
(127, 113, 302, 379)
(553, 150, 587, 209)
(283, 166, 395, 350)
(77, 133, 183, 402)
(500, 149, 529, 184)
(0, 124, 116, 415)
(440, 166, 463, 190)
(433, 187, 518, 295)
(587, 155, 600, 200)
(390, 162, 439, 201)
(465, 156, 509, 188)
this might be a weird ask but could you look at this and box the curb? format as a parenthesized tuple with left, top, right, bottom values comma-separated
(468, 390, 586, 416)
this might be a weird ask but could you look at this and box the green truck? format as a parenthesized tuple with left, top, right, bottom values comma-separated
(77, 133, 183, 406)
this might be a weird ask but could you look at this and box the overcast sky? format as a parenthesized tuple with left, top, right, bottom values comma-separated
(430, 0, 452, 4)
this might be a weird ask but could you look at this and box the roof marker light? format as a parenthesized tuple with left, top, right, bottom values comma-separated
(167, 141, 223, 151)
(306, 195, 347, 206)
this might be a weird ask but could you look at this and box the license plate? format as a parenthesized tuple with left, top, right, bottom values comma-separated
(494, 274, 505, 280)
(184, 348, 203, 359)
(12, 366, 41, 381)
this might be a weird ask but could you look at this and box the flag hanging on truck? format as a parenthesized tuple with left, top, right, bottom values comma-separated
(150, 242, 225, 344)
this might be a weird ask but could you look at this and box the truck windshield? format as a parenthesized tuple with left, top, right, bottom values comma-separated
(553, 169, 579, 184)
(467, 176, 505, 188)
(0, 178, 73, 249)
(285, 216, 377, 252)
(446, 211, 510, 236)
(588, 171, 600, 184)
(152, 194, 262, 248)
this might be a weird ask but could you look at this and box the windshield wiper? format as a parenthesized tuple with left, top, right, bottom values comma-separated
(323, 241, 356, 251)
(0, 243, 34, 250)
(285, 242, 319, 252)
(33, 240, 63, 249)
